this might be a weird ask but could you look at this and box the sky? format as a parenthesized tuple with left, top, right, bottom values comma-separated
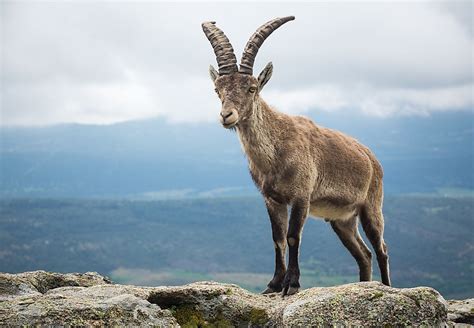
(1, 1, 473, 126)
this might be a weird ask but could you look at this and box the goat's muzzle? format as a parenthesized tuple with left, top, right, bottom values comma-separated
(220, 108, 239, 128)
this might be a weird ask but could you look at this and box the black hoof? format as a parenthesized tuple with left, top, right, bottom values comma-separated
(261, 286, 278, 294)
(282, 286, 299, 296)
(281, 270, 300, 296)
(281, 287, 300, 296)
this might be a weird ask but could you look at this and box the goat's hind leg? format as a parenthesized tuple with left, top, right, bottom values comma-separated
(330, 216, 372, 282)
(262, 198, 288, 294)
(360, 206, 391, 286)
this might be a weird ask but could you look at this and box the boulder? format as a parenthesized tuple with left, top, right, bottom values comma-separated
(0, 271, 177, 326)
(448, 299, 474, 325)
(0, 271, 454, 327)
(147, 281, 448, 327)
(0, 270, 111, 300)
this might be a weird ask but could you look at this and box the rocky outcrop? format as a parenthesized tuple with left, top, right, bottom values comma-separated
(448, 299, 474, 326)
(0, 271, 459, 326)
(0, 271, 111, 301)
(0, 271, 177, 326)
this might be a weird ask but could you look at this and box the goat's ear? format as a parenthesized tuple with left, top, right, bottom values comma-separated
(257, 62, 273, 90)
(209, 65, 219, 83)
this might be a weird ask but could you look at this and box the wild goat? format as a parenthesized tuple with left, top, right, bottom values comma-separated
(202, 16, 390, 296)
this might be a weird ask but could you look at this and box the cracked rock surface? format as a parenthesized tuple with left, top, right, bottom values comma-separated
(0, 270, 459, 327)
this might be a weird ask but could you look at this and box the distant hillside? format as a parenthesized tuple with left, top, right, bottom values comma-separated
(1, 195, 472, 299)
(1, 111, 473, 198)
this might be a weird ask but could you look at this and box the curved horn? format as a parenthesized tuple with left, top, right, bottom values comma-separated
(239, 16, 295, 75)
(202, 21, 238, 75)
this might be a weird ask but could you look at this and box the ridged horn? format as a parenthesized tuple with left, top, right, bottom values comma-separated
(239, 16, 295, 75)
(202, 21, 238, 75)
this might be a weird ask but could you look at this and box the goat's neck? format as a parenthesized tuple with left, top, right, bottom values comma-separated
(237, 98, 278, 173)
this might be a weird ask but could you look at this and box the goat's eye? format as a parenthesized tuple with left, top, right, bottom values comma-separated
(249, 86, 257, 93)
(214, 88, 220, 95)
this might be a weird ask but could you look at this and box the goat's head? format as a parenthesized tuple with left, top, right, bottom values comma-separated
(202, 17, 294, 129)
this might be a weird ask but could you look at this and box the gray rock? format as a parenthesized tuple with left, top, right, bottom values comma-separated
(0, 270, 111, 300)
(448, 298, 474, 325)
(148, 281, 275, 327)
(278, 282, 448, 327)
(0, 271, 455, 327)
(0, 287, 178, 326)
(146, 281, 448, 327)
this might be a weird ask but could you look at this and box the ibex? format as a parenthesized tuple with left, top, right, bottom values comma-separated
(202, 16, 391, 296)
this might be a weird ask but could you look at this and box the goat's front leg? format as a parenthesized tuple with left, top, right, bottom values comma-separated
(282, 198, 309, 296)
(262, 198, 288, 294)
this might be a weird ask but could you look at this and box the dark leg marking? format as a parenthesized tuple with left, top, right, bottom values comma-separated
(262, 198, 288, 294)
(282, 198, 309, 296)
(360, 207, 391, 286)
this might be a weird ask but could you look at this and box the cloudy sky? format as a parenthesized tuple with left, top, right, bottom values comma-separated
(1, 1, 472, 126)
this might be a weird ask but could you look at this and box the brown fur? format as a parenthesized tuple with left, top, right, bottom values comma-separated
(211, 72, 391, 295)
(206, 22, 390, 295)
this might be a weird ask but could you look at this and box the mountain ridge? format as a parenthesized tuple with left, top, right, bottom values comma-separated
(1, 111, 472, 198)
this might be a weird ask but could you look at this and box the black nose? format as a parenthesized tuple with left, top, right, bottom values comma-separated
(221, 111, 233, 119)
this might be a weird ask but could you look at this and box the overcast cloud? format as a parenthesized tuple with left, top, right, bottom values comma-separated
(1, 1, 472, 126)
